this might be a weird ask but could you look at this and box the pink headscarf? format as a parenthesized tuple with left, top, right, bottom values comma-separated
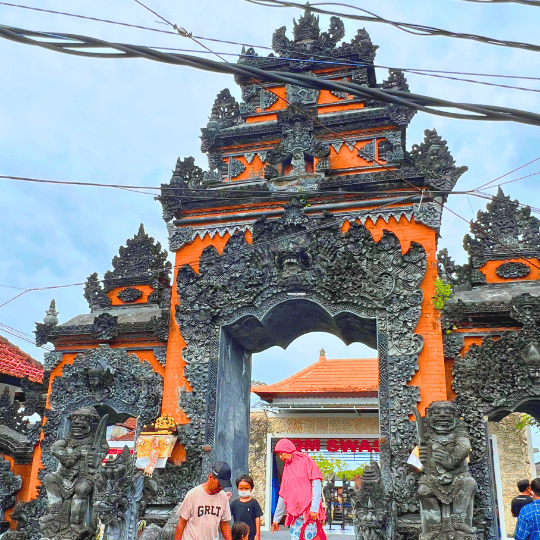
(274, 438, 326, 525)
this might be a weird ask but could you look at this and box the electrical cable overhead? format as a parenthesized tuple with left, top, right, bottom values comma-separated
(245, 0, 540, 55)
(456, 0, 540, 6)
(2, 1, 540, 90)
(1, 25, 540, 126)
(473, 156, 540, 190)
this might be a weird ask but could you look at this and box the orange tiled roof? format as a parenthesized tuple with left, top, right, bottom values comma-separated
(0, 335, 43, 383)
(252, 354, 378, 399)
(110, 431, 135, 442)
(119, 417, 137, 429)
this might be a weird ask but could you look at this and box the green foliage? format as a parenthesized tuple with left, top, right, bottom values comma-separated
(432, 277, 452, 309)
(311, 454, 365, 480)
(516, 413, 539, 430)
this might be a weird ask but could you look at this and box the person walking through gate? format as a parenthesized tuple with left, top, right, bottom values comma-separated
(512, 479, 534, 518)
(515, 478, 540, 540)
(272, 438, 326, 540)
(174, 461, 233, 540)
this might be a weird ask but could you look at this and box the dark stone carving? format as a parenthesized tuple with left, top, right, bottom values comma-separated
(416, 401, 477, 539)
(35, 300, 59, 347)
(117, 287, 143, 303)
(43, 300, 59, 325)
(104, 224, 171, 302)
(154, 347, 167, 367)
(44, 352, 63, 372)
(0, 383, 43, 464)
(92, 312, 118, 341)
(285, 82, 320, 105)
(413, 201, 442, 230)
(42, 345, 162, 475)
(229, 158, 246, 179)
(260, 90, 278, 110)
(437, 249, 475, 293)
(351, 462, 389, 540)
(266, 106, 330, 177)
(40, 407, 109, 540)
(384, 104, 416, 126)
(152, 312, 170, 342)
(382, 69, 409, 92)
(405, 130, 468, 192)
(464, 187, 540, 267)
(174, 204, 426, 516)
(0, 456, 22, 531)
(167, 224, 194, 252)
(358, 140, 375, 162)
(378, 131, 403, 163)
(451, 308, 540, 540)
(82, 225, 173, 315)
(496, 261, 531, 279)
(94, 446, 144, 540)
(207, 89, 240, 129)
(4, 487, 47, 540)
(84, 272, 112, 310)
(272, 10, 345, 56)
(159, 158, 205, 221)
(443, 334, 464, 359)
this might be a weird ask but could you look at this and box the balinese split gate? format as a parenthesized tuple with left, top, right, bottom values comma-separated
(2, 8, 540, 540)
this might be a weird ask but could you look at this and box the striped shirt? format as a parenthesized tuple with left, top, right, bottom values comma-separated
(515, 500, 540, 540)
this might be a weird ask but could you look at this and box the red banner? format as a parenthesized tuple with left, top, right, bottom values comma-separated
(288, 438, 379, 453)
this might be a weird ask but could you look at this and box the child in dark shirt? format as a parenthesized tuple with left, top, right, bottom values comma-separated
(229, 475, 263, 540)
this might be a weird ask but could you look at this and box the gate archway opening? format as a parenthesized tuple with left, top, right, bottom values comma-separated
(215, 298, 378, 486)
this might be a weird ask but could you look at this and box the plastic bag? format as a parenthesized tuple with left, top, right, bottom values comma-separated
(299, 518, 327, 540)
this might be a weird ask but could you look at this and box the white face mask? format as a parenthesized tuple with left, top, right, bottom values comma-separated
(238, 489, 252, 497)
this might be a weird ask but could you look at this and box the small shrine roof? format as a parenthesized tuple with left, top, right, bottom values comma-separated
(0, 335, 43, 383)
(252, 352, 378, 401)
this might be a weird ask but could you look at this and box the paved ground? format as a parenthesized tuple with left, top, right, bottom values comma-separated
(260, 526, 354, 539)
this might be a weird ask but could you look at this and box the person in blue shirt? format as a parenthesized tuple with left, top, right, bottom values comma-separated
(515, 478, 540, 540)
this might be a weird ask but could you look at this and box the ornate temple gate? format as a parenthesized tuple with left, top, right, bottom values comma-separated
(3, 9, 503, 540)
(155, 9, 467, 539)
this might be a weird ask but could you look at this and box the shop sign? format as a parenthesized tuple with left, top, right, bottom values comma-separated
(290, 438, 379, 453)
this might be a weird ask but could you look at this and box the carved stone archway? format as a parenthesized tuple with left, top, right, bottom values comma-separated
(453, 293, 540, 540)
(175, 204, 427, 517)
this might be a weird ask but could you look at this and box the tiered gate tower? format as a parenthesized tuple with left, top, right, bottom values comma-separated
(158, 10, 465, 536)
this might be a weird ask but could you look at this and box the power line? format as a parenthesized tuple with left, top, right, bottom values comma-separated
(2, 25, 540, 126)
(2, 1, 540, 91)
(0, 321, 53, 351)
(473, 156, 540, 190)
(456, 0, 540, 6)
(245, 0, 540, 55)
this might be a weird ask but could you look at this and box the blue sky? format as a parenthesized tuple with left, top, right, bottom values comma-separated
(1, 1, 540, 391)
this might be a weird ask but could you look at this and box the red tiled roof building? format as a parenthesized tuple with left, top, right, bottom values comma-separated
(0, 335, 43, 384)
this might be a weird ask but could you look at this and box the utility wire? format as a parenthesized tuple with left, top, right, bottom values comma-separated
(0, 187, 539, 311)
(1, 25, 540, 126)
(456, 0, 540, 6)
(473, 156, 540, 190)
(245, 0, 540, 55)
(2, 1, 540, 90)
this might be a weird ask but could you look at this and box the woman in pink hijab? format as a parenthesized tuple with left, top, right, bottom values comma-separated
(271, 438, 326, 540)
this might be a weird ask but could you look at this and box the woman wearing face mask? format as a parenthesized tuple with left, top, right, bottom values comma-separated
(272, 438, 326, 540)
(230, 475, 263, 540)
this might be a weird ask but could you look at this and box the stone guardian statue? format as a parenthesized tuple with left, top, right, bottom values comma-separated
(40, 407, 109, 540)
(416, 401, 477, 540)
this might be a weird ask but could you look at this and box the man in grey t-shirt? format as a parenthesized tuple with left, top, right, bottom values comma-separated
(175, 461, 233, 540)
